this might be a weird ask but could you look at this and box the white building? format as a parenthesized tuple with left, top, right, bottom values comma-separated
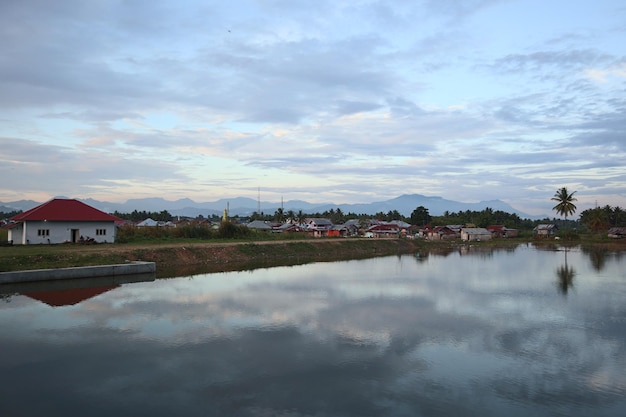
(7, 199, 121, 245)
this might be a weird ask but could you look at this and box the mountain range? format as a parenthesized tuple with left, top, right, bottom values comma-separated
(0, 194, 545, 220)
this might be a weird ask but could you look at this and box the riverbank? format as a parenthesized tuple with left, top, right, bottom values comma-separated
(1, 237, 624, 278)
(0, 238, 426, 278)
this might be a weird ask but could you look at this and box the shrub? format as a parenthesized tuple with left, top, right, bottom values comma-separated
(218, 222, 252, 239)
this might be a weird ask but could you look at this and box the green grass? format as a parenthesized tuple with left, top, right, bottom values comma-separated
(1, 233, 623, 274)
(0, 244, 129, 272)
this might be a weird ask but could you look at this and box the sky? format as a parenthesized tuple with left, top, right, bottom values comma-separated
(1, 0, 625, 216)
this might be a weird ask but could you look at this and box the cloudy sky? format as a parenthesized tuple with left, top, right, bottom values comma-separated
(1, 0, 625, 215)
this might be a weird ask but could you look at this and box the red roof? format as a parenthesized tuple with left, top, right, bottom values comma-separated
(10, 199, 121, 222)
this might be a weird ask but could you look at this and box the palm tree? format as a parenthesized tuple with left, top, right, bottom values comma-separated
(582, 207, 608, 232)
(274, 207, 285, 222)
(551, 187, 577, 221)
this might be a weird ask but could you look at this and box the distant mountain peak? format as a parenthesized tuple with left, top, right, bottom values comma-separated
(0, 194, 541, 219)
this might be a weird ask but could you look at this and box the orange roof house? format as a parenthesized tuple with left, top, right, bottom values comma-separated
(8, 199, 121, 245)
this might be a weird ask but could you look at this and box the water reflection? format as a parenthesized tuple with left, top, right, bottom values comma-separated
(556, 263, 576, 295)
(580, 246, 614, 272)
(0, 273, 155, 306)
(555, 247, 576, 296)
(1, 246, 625, 417)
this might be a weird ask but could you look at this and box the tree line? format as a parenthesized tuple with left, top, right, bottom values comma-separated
(3, 200, 624, 233)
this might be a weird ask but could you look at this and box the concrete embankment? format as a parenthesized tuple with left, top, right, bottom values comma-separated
(0, 261, 156, 284)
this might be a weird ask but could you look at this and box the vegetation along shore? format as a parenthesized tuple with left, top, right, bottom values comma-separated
(1, 236, 624, 279)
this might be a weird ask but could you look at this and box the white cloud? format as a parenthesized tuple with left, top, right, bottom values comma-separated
(584, 63, 626, 83)
(1, 0, 625, 212)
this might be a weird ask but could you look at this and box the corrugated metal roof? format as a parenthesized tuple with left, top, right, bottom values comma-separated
(10, 199, 121, 222)
(462, 228, 491, 234)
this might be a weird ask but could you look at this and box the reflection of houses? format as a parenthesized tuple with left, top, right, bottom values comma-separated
(533, 224, 558, 238)
(608, 227, 626, 239)
(461, 228, 492, 242)
(7, 199, 121, 245)
(486, 225, 519, 238)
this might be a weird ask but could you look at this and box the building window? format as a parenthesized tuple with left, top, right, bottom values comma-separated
(96, 229, 106, 236)
(37, 229, 50, 236)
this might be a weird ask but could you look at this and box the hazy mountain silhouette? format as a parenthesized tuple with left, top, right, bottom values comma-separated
(1, 194, 541, 219)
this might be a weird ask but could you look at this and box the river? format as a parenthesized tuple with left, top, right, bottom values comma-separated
(1, 244, 625, 416)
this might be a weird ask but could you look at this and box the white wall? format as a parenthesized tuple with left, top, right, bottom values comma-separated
(8, 221, 116, 244)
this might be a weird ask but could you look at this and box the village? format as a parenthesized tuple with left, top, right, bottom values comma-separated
(3, 197, 607, 246)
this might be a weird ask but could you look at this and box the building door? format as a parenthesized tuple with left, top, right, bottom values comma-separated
(71, 229, 80, 243)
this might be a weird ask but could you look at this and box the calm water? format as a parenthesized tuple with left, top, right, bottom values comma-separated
(1, 244, 625, 417)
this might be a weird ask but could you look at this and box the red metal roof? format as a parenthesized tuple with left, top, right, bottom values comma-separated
(10, 198, 121, 222)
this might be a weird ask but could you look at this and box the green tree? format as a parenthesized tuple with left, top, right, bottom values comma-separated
(579, 207, 609, 232)
(333, 208, 345, 224)
(551, 187, 577, 222)
(410, 206, 431, 225)
(296, 210, 305, 226)
(274, 207, 285, 222)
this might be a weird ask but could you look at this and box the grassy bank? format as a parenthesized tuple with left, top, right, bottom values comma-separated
(1, 236, 624, 278)
(0, 238, 431, 278)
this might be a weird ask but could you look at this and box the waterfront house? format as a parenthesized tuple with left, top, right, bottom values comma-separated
(365, 223, 400, 238)
(533, 224, 558, 238)
(487, 225, 519, 238)
(428, 226, 457, 240)
(461, 228, 492, 242)
(608, 227, 626, 239)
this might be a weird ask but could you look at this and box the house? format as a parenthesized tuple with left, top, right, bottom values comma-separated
(427, 226, 458, 240)
(533, 224, 558, 238)
(304, 218, 334, 237)
(137, 218, 158, 227)
(7, 198, 121, 245)
(487, 225, 519, 238)
(608, 227, 626, 239)
(461, 228, 492, 242)
(365, 223, 400, 238)
(342, 219, 361, 236)
(277, 223, 303, 233)
(245, 220, 272, 231)
(328, 224, 350, 237)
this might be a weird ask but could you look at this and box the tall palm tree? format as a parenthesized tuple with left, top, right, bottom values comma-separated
(551, 187, 577, 221)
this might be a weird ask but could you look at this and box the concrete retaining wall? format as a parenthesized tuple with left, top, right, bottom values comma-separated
(0, 261, 156, 284)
